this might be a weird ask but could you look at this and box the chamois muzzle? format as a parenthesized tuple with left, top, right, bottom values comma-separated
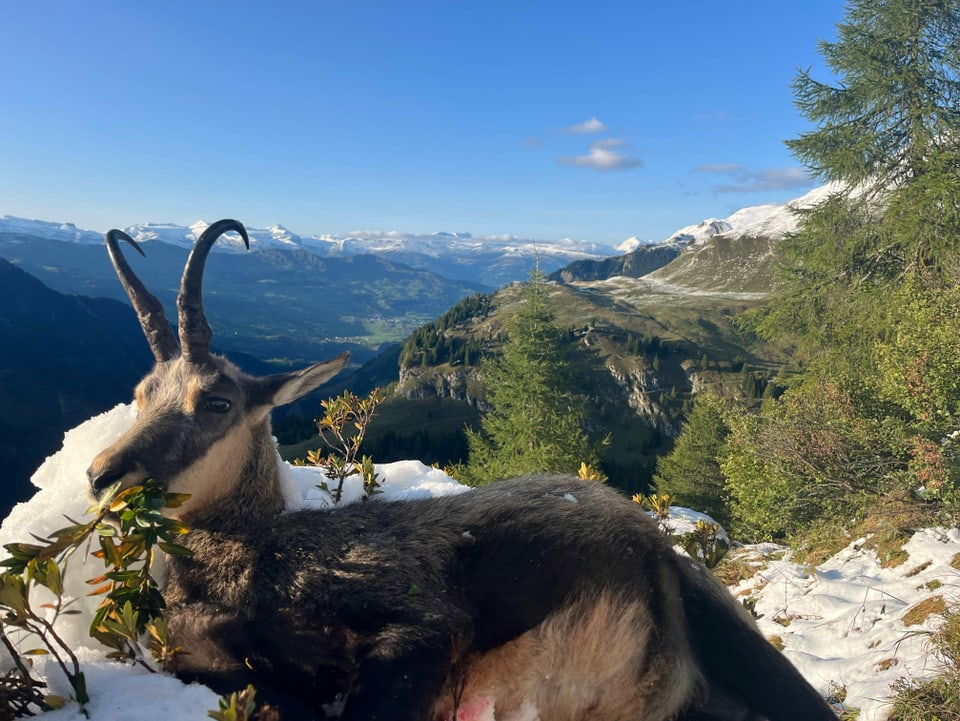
(87, 465, 129, 496)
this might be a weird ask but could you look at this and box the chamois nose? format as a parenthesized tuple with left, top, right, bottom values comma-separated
(87, 465, 128, 495)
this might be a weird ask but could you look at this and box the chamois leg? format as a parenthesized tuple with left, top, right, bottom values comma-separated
(340, 626, 460, 721)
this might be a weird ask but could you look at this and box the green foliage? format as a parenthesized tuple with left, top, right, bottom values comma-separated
(786, 0, 960, 190)
(721, 380, 901, 540)
(653, 392, 731, 526)
(748, 193, 886, 355)
(463, 274, 601, 484)
(209, 685, 279, 721)
(0, 481, 191, 716)
(86, 482, 190, 666)
(295, 388, 385, 503)
(872, 276, 960, 502)
(876, 278, 960, 430)
(755, 0, 960, 360)
(729, 0, 960, 541)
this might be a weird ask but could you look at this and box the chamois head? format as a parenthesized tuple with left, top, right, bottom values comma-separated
(87, 220, 348, 522)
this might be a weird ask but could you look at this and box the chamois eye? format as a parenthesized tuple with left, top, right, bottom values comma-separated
(201, 396, 232, 414)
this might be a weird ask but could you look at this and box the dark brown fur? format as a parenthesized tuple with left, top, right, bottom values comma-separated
(89, 221, 837, 721)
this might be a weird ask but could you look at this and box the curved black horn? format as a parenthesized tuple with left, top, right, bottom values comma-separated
(105, 229, 179, 362)
(177, 219, 250, 364)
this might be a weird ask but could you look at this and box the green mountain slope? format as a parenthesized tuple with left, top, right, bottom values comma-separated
(381, 271, 787, 493)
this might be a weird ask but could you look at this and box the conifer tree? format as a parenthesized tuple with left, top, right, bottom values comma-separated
(653, 393, 730, 525)
(787, 0, 960, 192)
(756, 0, 960, 351)
(736, 0, 960, 531)
(464, 273, 598, 485)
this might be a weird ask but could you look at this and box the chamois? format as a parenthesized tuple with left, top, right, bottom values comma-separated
(88, 220, 836, 721)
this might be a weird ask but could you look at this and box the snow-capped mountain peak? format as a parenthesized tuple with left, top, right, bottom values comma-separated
(659, 182, 843, 249)
(0, 215, 620, 287)
(615, 236, 643, 253)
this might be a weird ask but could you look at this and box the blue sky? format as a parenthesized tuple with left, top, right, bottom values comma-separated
(1, 1, 843, 247)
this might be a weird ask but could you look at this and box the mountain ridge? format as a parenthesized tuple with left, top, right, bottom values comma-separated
(0, 231, 488, 364)
(552, 183, 835, 284)
(0, 215, 618, 287)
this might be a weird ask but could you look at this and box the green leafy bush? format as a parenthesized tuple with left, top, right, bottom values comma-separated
(0, 481, 190, 715)
(295, 388, 385, 503)
(721, 380, 899, 541)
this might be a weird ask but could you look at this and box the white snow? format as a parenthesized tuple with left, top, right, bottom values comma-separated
(1, 403, 957, 720)
(0, 215, 617, 264)
(655, 182, 845, 249)
(735, 530, 960, 721)
(0, 215, 103, 245)
(605, 182, 845, 255)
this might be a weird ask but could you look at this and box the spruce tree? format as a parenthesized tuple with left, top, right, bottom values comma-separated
(464, 273, 598, 485)
(653, 393, 731, 525)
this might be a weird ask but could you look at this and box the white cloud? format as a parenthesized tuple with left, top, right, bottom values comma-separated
(562, 117, 607, 134)
(558, 139, 643, 172)
(694, 162, 742, 174)
(694, 164, 812, 193)
(590, 138, 629, 150)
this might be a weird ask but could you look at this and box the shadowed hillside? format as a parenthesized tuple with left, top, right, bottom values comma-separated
(0, 259, 154, 514)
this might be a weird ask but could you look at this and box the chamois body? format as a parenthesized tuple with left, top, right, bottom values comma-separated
(88, 221, 837, 721)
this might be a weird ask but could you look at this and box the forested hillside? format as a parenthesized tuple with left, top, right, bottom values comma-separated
(367, 272, 787, 495)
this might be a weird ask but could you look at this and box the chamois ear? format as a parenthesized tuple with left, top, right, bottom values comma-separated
(250, 352, 350, 410)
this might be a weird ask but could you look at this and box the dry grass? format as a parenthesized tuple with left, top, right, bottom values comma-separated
(875, 657, 899, 672)
(903, 595, 947, 627)
(712, 556, 764, 586)
(906, 560, 933, 577)
(889, 608, 960, 720)
(793, 495, 932, 570)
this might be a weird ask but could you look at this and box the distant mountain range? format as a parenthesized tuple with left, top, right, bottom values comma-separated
(0, 228, 491, 366)
(0, 183, 831, 398)
(1, 182, 832, 290)
(0, 216, 619, 288)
